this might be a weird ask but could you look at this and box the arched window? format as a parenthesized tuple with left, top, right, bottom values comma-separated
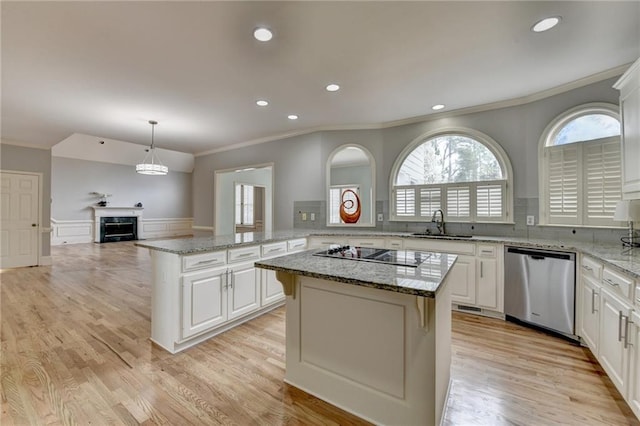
(390, 128, 513, 222)
(539, 103, 622, 227)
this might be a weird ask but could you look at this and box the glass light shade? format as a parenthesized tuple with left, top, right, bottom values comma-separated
(136, 149, 168, 175)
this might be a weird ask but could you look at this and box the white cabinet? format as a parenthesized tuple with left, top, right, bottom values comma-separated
(307, 236, 346, 249)
(629, 309, 640, 419)
(227, 261, 260, 320)
(347, 237, 385, 248)
(182, 266, 227, 339)
(476, 245, 501, 311)
(403, 239, 503, 314)
(580, 275, 601, 354)
(599, 286, 633, 395)
(447, 255, 476, 306)
(614, 57, 640, 200)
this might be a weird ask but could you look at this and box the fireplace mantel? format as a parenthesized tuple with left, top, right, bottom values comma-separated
(91, 207, 144, 242)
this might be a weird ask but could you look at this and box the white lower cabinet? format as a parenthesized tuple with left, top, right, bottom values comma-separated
(579, 275, 601, 354)
(227, 261, 260, 320)
(262, 269, 285, 306)
(448, 255, 476, 306)
(629, 310, 640, 419)
(476, 245, 500, 311)
(182, 266, 227, 339)
(599, 286, 633, 394)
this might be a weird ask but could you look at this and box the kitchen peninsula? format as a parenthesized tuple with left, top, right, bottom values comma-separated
(255, 247, 457, 426)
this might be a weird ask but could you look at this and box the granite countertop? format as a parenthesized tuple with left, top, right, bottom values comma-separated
(255, 249, 458, 298)
(135, 229, 640, 280)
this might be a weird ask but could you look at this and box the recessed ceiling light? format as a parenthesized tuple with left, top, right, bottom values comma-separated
(532, 16, 561, 33)
(253, 27, 273, 42)
(326, 84, 340, 92)
(432, 104, 445, 111)
(288, 114, 298, 120)
(256, 100, 269, 107)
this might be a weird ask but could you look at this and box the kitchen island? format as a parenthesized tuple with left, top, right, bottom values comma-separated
(255, 247, 457, 426)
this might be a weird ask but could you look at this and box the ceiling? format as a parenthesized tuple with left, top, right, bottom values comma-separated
(2, 1, 639, 156)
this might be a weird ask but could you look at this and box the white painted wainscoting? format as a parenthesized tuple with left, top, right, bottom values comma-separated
(51, 218, 193, 245)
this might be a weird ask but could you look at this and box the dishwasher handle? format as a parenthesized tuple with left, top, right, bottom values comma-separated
(505, 246, 574, 261)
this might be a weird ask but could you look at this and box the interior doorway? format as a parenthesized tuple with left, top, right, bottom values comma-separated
(234, 183, 265, 233)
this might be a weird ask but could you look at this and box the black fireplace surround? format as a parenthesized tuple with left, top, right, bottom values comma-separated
(100, 216, 138, 243)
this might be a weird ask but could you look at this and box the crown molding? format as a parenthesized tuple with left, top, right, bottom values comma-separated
(194, 63, 629, 158)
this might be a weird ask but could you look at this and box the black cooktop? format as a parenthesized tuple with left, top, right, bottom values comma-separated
(313, 246, 431, 267)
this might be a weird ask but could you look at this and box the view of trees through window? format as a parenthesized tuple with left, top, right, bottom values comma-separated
(396, 135, 503, 185)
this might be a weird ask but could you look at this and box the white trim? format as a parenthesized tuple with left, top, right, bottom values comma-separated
(192, 225, 214, 231)
(51, 217, 194, 245)
(194, 64, 630, 157)
(0, 140, 52, 150)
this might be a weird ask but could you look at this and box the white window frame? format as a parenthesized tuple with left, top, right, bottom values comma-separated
(389, 127, 514, 223)
(538, 102, 623, 227)
(234, 183, 254, 226)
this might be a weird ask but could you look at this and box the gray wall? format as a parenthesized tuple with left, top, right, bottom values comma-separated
(0, 143, 52, 256)
(193, 77, 622, 242)
(52, 157, 192, 220)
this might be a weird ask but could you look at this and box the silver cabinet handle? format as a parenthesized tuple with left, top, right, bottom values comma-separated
(604, 278, 619, 287)
(360, 242, 374, 246)
(624, 316, 633, 349)
(237, 252, 254, 258)
(480, 261, 484, 278)
(582, 265, 593, 272)
(196, 259, 217, 265)
(230, 271, 234, 289)
(591, 290, 597, 314)
(267, 247, 284, 253)
(618, 311, 624, 342)
(221, 270, 228, 289)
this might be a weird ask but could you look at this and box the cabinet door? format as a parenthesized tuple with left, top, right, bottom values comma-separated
(182, 268, 227, 339)
(628, 310, 640, 419)
(620, 83, 640, 198)
(580, 276, 600, 355)
(599, 287, 632, 396)
(228, 262, 260, 320)
(449, 255, 476, 306)
(476, 258, 498, 310)
(262, 268, 285, 306)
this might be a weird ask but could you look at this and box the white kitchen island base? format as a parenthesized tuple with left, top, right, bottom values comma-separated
(281, 274, 452, 426)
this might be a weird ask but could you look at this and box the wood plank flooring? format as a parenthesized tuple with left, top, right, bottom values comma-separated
(1, 241, 638, 425)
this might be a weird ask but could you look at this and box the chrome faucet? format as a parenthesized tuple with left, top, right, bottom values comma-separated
(431, 209, 445, 235)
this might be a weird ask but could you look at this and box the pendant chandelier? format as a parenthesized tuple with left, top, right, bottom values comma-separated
(136, 120, 168, 175)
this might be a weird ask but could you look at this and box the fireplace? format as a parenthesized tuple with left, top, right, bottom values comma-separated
(91, 206, 144, 243)
(100, 216, 137, 243)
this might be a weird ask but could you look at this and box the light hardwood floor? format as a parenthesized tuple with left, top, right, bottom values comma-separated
(1, 241, 638, 425)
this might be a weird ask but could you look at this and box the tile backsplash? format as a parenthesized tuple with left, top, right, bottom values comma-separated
(293, 198, 627, 245)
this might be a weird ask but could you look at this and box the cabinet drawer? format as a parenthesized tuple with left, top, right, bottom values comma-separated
(347, 238, 386, 248)
(404, 239, 476, 255)
(182, 250, 227, 272)
(387, 239, 403, 249)
(228, 245, 261, 263)
(262, 242, 287, 258)
(581, 256, 603, 281)
(602, 267, 633, 300)
(287, 238, 308, 252)
(477, 245, 497, 258)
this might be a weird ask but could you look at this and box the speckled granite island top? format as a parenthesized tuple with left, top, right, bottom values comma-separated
(255, 249, 458, 298)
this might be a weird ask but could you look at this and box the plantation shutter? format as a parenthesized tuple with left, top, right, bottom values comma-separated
(584, 140, 622, 225)
(446, 186, 470, 219)
(419, 188, 441, 218)
(547, 145, 579, 224)
(476, 184, 503, 220)
(395, 187, 416, 217)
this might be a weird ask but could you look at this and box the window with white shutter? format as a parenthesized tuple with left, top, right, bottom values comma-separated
(540, 103, 622, 227)
(390, 129, 513, 222)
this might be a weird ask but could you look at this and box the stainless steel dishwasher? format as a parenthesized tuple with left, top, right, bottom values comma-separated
(504, 246, 576, 338)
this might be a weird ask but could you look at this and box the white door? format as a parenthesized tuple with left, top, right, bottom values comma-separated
(579, 276, 600, 354)
(261, 269, 285, 306)
(628, 310, 640, 419)
(448, 255, 476, 306)
(0, 172, 39, 268)
(599, 287, 631, 396)
(476, 257, 498, 310)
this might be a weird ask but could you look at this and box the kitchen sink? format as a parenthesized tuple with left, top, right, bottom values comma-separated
(411, 233, 474, 239)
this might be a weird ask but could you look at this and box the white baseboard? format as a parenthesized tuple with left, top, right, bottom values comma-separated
(51, 217, 194, 245)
